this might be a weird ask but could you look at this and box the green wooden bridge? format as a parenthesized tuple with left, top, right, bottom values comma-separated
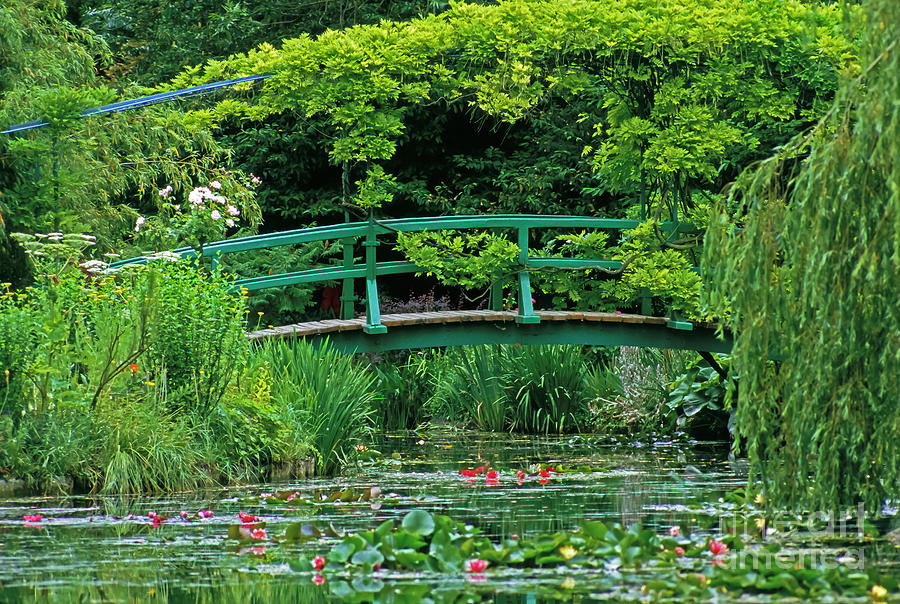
(113, 214, 731, 355)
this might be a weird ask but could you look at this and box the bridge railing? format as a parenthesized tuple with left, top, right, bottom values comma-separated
(110, 214, 696, 334)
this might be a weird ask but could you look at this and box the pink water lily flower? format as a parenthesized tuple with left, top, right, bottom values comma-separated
(180, 510, 189, 519)
(312, 573, 325, 585)
(199, 509, 214, 518)
(669, 526, 680, 537)
(709, 539, 728, 556)
(465, 559, 488, 573)
(23, 514, 42, 523)
(251, 528, 267, 540)
(675, 546, 685, 556)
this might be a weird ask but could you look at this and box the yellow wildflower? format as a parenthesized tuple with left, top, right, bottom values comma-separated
(871, 585, 887, 600)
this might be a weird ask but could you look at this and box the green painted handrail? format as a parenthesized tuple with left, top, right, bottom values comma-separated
(110, 214, 697, 334)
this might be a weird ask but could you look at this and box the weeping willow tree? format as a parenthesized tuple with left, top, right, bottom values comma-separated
(703, 0, 899, 514)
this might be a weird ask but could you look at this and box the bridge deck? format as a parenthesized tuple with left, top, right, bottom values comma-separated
(247, 310, 716, 341)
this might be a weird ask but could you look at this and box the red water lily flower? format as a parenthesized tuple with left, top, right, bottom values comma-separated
(486, 470, 498, 479)
(23, 514, 42, 523)
(474, 466, 485, 474)
(709, 540, 728, 556)
(675, 546, 685, 556)
(199, 509, 214, 518)
(539, 468, 551, 478)
(460, 469, 478, 477)
(465, 559, 488, 573)
(238, 512, 259, 523)
(151, 516, 162, 528)
(312, 555, 326, 570)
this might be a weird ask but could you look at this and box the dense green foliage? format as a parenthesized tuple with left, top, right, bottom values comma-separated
(703, 0, 899, 512)
(4, 0, 896, 519)
(0, 0, 259, 271)
(177, 0, 851, 223)
(0, 248, 377, 491)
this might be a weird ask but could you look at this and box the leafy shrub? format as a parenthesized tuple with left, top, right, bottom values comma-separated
(0, 285, 37, 423)
(590, 347, 694, 433)
(665, 355, 734, 439)
(144, 260, 248, 417)
(0, 406, 98, 492)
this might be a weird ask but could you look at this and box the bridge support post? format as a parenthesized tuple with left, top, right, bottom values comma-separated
(639, 287, 652, 316)
(363, 216, 387, 334)
(340, 236, 355, 320)
(516, 227, 540, 324)
(490, 273, 503, 311)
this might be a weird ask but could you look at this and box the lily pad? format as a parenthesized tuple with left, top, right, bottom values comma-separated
(401, 510, 435, 537)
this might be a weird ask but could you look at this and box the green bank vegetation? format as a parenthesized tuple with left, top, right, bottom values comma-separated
(0, 0, 897, 518)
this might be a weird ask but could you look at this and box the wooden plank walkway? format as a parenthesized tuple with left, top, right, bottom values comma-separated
(246, 310, 715, 341)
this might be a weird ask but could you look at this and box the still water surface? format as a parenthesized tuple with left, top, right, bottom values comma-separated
(1, 433, 889, 602)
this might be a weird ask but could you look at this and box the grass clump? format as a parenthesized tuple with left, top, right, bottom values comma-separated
(256, 338, 378, 475)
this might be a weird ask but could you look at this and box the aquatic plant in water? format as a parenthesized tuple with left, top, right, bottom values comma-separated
(291, 510, 886, 602)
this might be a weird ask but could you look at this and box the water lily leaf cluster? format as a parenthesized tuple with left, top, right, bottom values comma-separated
(261, 486, 384, 511)
(294, 510, 881, 602)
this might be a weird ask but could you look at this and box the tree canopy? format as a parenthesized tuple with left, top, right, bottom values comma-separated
(177, 0, 852, 218)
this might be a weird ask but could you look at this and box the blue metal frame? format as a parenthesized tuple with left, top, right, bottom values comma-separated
(1, 74, 273, 135)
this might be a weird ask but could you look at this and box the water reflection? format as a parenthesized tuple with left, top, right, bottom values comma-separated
(0, 434, 768, 602)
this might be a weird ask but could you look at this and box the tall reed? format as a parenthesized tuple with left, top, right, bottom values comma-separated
(256, 339, 378, 475)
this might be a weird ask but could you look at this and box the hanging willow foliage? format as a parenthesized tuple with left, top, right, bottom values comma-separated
(703, 0, 899, 514)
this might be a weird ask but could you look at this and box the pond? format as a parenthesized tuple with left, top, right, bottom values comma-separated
(1, 433, 896, 602)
